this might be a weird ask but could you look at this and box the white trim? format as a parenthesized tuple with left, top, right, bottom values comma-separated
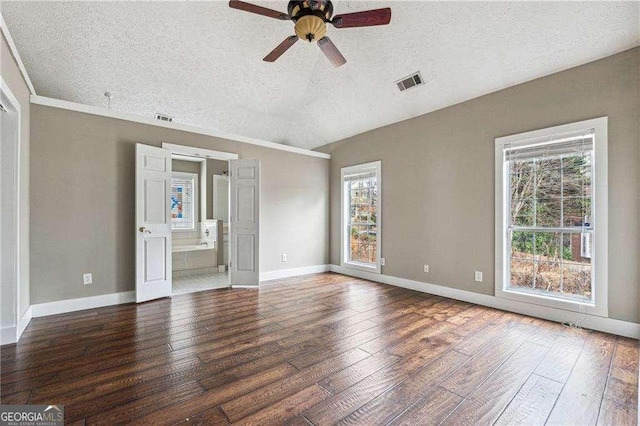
(0, 77, 21, 114)
(31, 95, 330, 159)
(0, 326, 17, 345)
(0, 76, 22, 346)
(31, 291, 135, 318)
(0, 13, 36, 95)
(200, 161, 207, 230)
(163, 143, 239, 161)
(341, 161, 382, 274)
(330, 265, 640, 339)
(17, 305, 32, 339)
(3, 266, 327, 339)
(259, 264, 331, 282)
(494, 117, 608, 317)
(171, 153, 206, 163)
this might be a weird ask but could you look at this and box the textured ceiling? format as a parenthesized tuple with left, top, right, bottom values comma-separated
(2, 1, 639, 149)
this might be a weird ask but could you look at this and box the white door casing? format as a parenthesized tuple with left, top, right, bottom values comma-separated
(136, 144, 172, 302)
(229, 159, 260, 286)
(0, 78, 21, 344)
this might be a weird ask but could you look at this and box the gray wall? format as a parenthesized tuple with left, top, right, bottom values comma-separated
(318, 47, 640, 323)
(1, 31, 30, 319)
(172, 159, 200, 174)
(30, 105, 329, 304)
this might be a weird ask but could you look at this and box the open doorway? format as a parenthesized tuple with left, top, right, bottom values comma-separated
(136, 143, 259, 303)
(163, 144, 235, 295)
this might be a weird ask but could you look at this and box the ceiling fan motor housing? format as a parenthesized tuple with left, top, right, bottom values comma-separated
(288, 0, 333, 42)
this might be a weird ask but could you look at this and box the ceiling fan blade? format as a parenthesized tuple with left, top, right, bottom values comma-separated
(318, 37, 346, 67)
(263, 36, 299, 62)
(332, 8, 391, 28)
(229, 0, 290, 20)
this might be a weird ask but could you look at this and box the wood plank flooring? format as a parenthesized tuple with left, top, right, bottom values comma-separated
(1, 272, 637, 425)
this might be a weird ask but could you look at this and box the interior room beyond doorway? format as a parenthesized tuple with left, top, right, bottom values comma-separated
(170, 152, 231, 295)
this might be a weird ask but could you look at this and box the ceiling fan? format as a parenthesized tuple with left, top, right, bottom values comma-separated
(229, 0, 391, 67)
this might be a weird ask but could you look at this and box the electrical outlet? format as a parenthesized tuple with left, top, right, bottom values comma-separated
(281, 254, 287, 262)
(424, 264, 429, 273)
(83, 273, 93, 285)
(475, 271, 483, 282)
(381, 257, 385, 266)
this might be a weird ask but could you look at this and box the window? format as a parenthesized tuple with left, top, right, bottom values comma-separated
(341, 161, 382, 273)
(495, 118, 607, 316)
(171, 172, 198, 231)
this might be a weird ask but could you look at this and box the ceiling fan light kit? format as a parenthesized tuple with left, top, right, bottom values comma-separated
(229, 0, 391, 67)
(294, 15, 327, 42)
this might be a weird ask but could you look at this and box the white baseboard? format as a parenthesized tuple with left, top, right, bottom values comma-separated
(259, 264, 330, 282)
(0, 326, 17, 345)
(22, 264, 636, 340)
(31, 291, 135, 318)
(0, 307, 33, 345)
(25, 265, 329, 321)
(330, 265, 640, 339)
(17, 306, 32, 339)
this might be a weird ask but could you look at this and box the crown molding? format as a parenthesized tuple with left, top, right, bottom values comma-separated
(30, 95, 330, 160)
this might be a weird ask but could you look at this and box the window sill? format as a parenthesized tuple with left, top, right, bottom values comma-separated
(496, 286, 608, 318)
(342, 261, 380, 274)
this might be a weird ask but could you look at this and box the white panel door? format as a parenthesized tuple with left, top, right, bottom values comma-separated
(229, 159, 260, 286)
(136, 144, 172, 302)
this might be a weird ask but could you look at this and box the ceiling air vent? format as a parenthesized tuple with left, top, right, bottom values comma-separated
(396, 72, 424, 92)
(155, 113, 174, 123)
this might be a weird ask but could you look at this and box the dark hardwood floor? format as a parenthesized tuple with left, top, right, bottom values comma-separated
(1, 273, 637, 425)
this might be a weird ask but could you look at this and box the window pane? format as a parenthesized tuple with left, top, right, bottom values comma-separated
(562, 197, 587, 227)
(510, 161, 535, 200)
(562, 264, 592, 298)
(346, 174, 378, 266)
(511, 231, 535, 260)
(562, 157, 591, 198)
(532, 231, 562, 262)
(349, 224, 377, 264)
(562, 233, 591, 265)
(510, 259, 534, 289)
(536, 198, 561, 227)
(536, 158, 562, 198)
(536, 261, 561, 293)
(509, 230, 594, 301)
(511, 198, 534, 226)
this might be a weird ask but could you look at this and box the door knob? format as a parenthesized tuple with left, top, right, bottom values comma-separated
(139, 227, 151, 234)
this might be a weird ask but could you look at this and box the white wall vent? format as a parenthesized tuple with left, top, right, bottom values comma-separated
(396, 72, 424, 92)
(155, 113, 174, 122)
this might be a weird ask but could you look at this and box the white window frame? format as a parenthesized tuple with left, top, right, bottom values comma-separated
(341, 161, 382, 274)
(171, 171, 198, 232)
(495, 117, 608, 317)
